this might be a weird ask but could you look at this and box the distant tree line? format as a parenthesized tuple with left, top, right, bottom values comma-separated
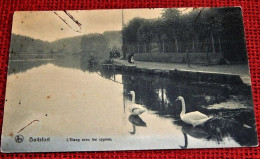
(10, 31, 122, 61)
(80, 31, 122, 59)
(10, 34, 51, 54)
(122, 7, 247, 62)
(10, 34, 83, 54)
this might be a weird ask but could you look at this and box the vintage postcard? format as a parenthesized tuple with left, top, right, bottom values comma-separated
(1, 7, 258, 152)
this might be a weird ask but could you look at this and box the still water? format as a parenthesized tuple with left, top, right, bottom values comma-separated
(3, 56, 257, 149)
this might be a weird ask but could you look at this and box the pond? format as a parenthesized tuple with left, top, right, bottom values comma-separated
(3, 55, 257, 150)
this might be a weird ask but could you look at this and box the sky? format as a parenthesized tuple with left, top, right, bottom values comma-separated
(12, 9, 163, 42)
(12, 8, 193, 42)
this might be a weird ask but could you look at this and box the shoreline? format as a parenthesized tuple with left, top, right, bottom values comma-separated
(107, 59, 251, 86)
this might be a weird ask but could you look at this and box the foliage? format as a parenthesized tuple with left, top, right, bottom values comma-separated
(122, 7, 247, 62)
(122, 18, 146, 44)
(10, 34, 51, 54)
(81, 33, 109, 58)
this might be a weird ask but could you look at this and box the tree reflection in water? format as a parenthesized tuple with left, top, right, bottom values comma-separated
(117, 68, 257, 147)
(8, 56, 258, 147)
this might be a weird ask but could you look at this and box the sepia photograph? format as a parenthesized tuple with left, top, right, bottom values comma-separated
(1, 7, 258, 152)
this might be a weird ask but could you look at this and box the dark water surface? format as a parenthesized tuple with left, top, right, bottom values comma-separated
(6, 55, 258, 148)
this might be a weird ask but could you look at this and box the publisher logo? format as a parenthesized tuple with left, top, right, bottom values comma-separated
(15, 134, 24, 143)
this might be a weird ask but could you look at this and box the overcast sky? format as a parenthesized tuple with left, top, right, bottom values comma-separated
(12, 9, 165, 42)
(12, 8, 194, 42)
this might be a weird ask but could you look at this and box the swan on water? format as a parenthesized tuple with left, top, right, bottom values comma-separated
(128, 91, 146, 115)
(175, 96, 212, 127)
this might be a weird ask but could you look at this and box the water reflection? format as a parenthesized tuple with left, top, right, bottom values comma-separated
(181, 125, 210, 140)
(8, 54, 99, 75)
(180, 133, 188, 149)
(7, 54, 258, 148)
(179, 126, 210, 149)
(8, 60, 50, 75)
(106, 67, 257, 147)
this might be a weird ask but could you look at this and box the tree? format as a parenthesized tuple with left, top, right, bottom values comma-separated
(122, 18, 146, 44)
(121, 7, 247, 63)
(81, 33, 109, 59)
(138, 19, 155, 44)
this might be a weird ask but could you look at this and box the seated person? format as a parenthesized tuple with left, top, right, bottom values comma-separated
(128, 53, 135, 63)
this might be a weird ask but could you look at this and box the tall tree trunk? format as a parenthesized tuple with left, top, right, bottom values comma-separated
(196, 36, 199, 52)
(149, 43, 151, 53)
(206, 50, 209, 66)
(186, 50, 191, 67)
(175, 37, 178, 53)
(218, 33, 222, 53)
(192, 39, 195, 53)
(160, 42, 162, 62)
(161, 85, 164, 107)
(211, 32, 215, 53)
(162, 41, 165, 53)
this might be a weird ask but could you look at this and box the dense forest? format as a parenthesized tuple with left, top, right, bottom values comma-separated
(80, 31, 122, 59)
(122, 7, 247, 62)
(10, 34, 51, 54)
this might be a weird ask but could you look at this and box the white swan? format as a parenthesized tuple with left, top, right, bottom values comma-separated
(175, 96, 212, 127)
(128, 91, 146, 115)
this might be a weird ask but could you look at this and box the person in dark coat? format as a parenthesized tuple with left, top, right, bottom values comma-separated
(128, 53, 135, 63)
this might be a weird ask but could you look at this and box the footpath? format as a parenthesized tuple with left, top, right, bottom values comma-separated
(112, 59, 251, 85)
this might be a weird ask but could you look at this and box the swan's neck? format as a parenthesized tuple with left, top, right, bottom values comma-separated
(180, 98, 186, 115)
(131, 94, 135, 103)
